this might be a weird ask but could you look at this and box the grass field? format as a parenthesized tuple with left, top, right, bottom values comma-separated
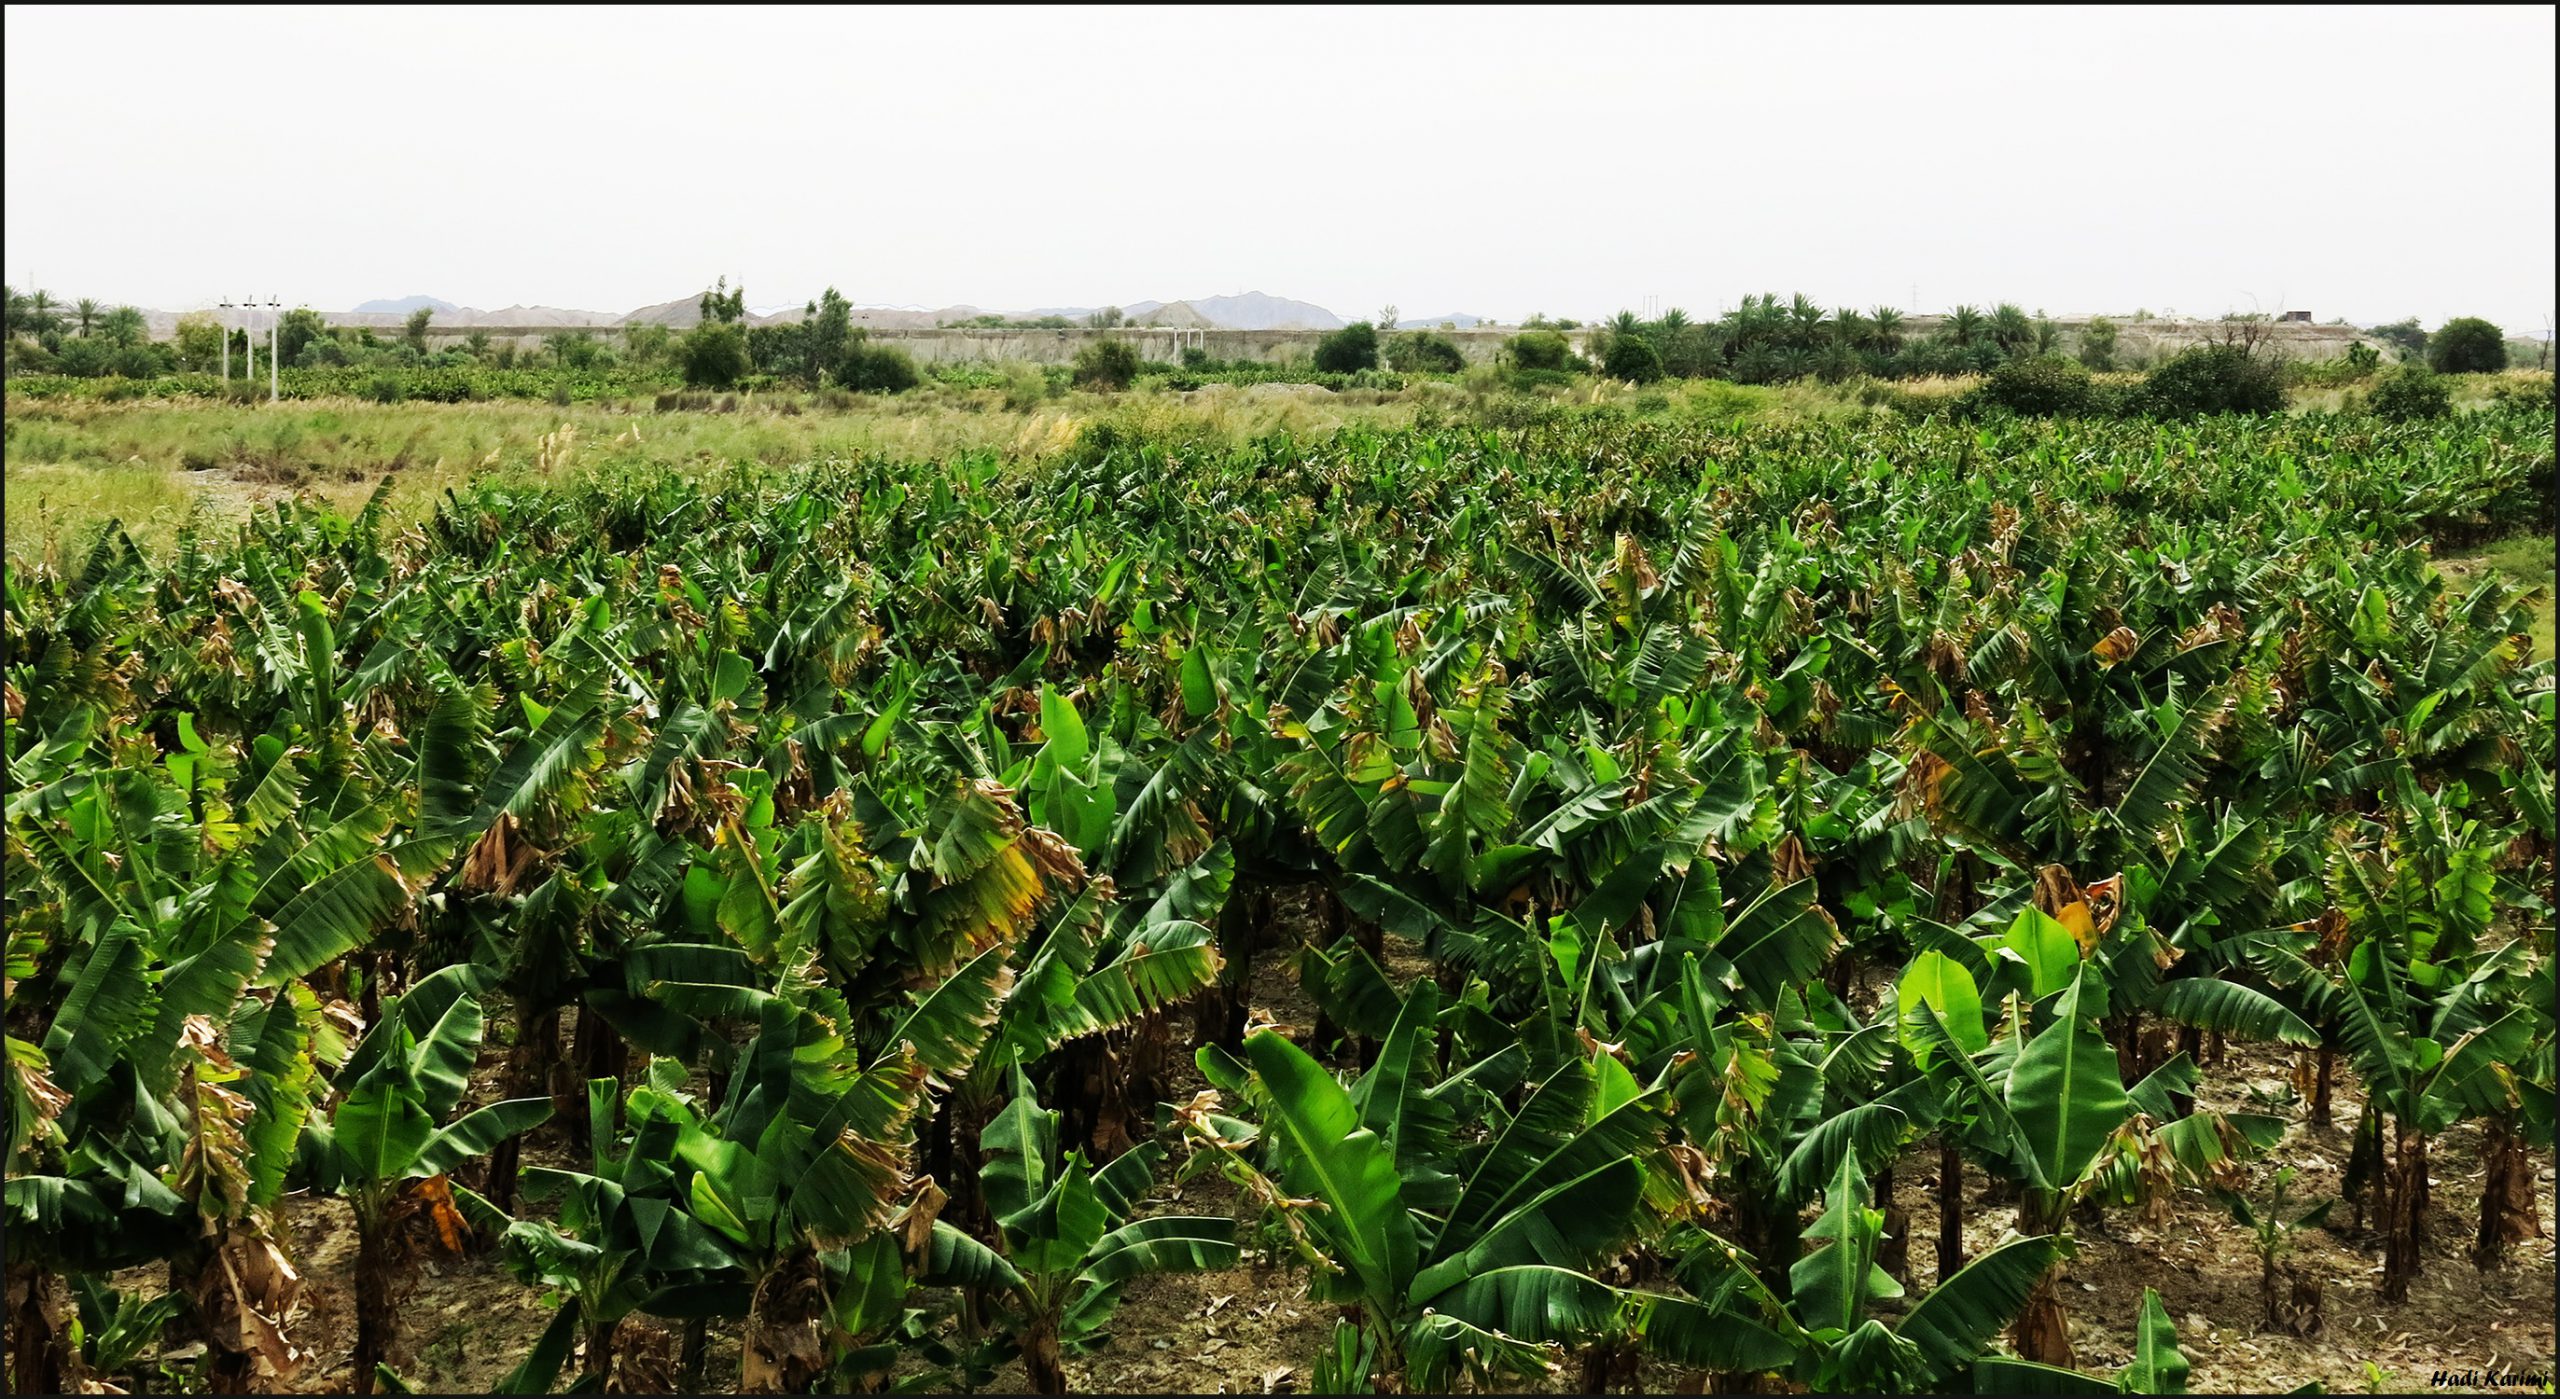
(2441, 531, 2558, 661)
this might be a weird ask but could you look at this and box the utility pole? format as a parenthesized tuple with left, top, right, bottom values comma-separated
(219, 296, 231, 380)
(267, 295, 280, 401)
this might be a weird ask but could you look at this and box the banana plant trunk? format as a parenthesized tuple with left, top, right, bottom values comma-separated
(1577, 1336, 1637, 1394)
(2010, 1189, 2076, 1368)
(739, 1252, 828, 1395)
(1936, 1139, 1966, 1283)
(568, 1001, 627, 1151)
(486, 1000, 561, 1213)
(352, 1197, 398, 1394)
(1194, 882, 1268, 1053)
(1876, 1162, 1909, 1281)
(582, 1313, 621, 1390)
(2474, 1115, 2543, 1269)
(1022, 1313, 1069, 1395)
(2345, 1102, 2383, 1229)
(679, 1316, 710, 1392)
(2381, 1125, 2426, 1302)
(5, 1261, 67, 1398)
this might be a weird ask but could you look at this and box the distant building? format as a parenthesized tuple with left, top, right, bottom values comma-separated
(2278, 310, 2313, 323)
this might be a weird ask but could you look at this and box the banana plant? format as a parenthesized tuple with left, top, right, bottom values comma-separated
(922, 1070, 1235, 1393)
(1903, 961, 2133, 1369)
(1975, 1287, 2197, 1395)
(1186, 981, 1659, 1392)
(497, 1071, 751, 1393)
(2245, 838, 2539, 1302)
(307, 966, 550, 1392)
(1640, 1152, 2071, 1392)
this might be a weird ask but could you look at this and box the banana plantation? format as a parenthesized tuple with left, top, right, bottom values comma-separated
(4, 403, 2553, 1395)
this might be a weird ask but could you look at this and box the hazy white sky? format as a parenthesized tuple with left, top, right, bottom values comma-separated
(6, 5, 2552, 329)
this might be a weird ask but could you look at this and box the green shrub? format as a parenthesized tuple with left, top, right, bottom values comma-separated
(840, 344, 920, 393)
(2077, 316, 2119, 371)
(2427, 317, 2508, 374)
(1384, 332, 1465, 374)
(1313, 322, 1380, 373)
(106, 346, 164, 379)
(368, 374, 406, 404)
(1971, 355, 2096, 416)
(2132, 345, 2286, 418)
(679, 322, 751, 388)
(52, 336, 112, 377)
(1508, 330, 1573, 372)
(2367, 364, 2452, 422)
(1603, 335, 1664, 384)
(1073, 340, 1141, 390)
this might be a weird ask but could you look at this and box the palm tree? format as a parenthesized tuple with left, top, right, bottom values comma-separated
(1945, 304, 1984, 347)
(1787, 292, 1829, 349)
(1660, 307, 1690, 332)
(72, 299, 100, 337)
(1870, 306, 1906, 352)
(21, 288, 60, 338)
(99, 306, 146, 349)
(1989, 302, 2034, 355)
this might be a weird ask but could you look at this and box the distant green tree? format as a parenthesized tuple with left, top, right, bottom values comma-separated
(1868, 306, 1906, 352)
(2426, 317, 2507, 374)
(1384, 331, 1465, 373)
(23, 288, 62, 338)
(839, 338, 919, 393)
(1971, 354, 2097, 416)
(1603, 333, 1664, 384)
(1507, 329, 1573, 371)
(2078, 316, 2120, 371)
(678, 321, 750, 387)
(1084, 306, 1124, 330)
(1313, 321, 1380, 373)
(464, 330, 493, 359)
(1987, 302, 2034, 356)
(52, 334, 113, 376)
(699, 276, 746, 325)
(298, 334, 354, 369)
(173, 313, 225, 371)
(403, 307, 433, 353)
(624, 322, 673, 365)
(806, 287, 855, 384)
(278, 309, 329, 367)
(107, 345, 164, 379)
(98, 306, 148, 349)
(1944, 304, 1985, 347)
(548, 331, 606, 370)
(1378, 304, 1399, 330)
(2134, 344, 2287, 418)
(72, 298, 101, 337)
(1072, 339, 1140, 390)
(2369, 318, 2429, 362)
